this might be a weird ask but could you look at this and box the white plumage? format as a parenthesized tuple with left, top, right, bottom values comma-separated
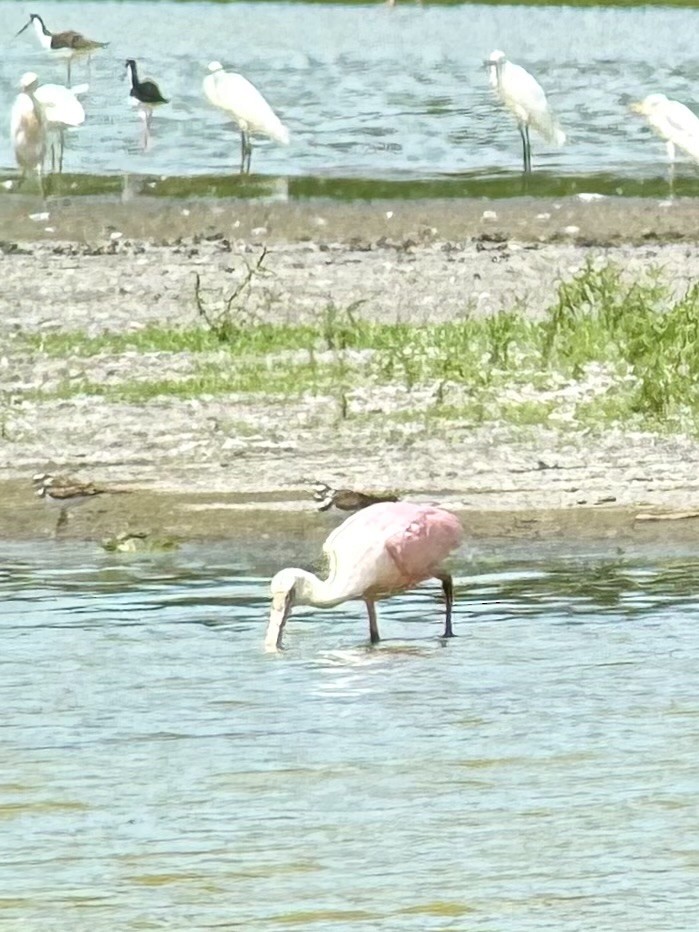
(631, 93, 699, 165)
(486, 49, 565, 173)
(203, 61, 289, 173)
(10, 72, 46, 191)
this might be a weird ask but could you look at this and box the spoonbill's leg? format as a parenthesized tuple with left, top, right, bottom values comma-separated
(365, 599, 380, 644)
(435, 573, 455, 638)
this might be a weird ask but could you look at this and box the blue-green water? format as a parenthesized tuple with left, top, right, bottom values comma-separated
(2, 1, 699, 195)
(2, 539, 699, 929)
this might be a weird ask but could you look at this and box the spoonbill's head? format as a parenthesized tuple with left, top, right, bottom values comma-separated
(265, 568, 303, 652)
(19, 71, 39, 93)
(630, 94, 668, 116)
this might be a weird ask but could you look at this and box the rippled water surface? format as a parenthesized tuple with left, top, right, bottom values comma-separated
(2, 538, 699, 929)
(2, 1, 699, 195)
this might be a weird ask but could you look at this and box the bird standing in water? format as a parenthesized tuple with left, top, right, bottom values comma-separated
(266, 501, 463, 651)
(203, 61, 289, 174)
(34, 81, 87, 173)
(15, 13, 107, 86)
(486, 49, 565, 174)
(125, 59, 168, 149)
(11, 72, 46, 194)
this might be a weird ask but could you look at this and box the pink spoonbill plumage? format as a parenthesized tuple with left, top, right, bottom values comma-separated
(265, 501, 463, 651)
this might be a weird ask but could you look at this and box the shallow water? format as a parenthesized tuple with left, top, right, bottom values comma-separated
(2, 538, 698, 929)
(2, 1, 699, 197)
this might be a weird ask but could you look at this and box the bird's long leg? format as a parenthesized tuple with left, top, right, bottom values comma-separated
(666, 141, 676, 196)
(246, 138, 253, 174)
(364, 599, 380, 644)
(59, 130, 65, 173)
(55, 507, 68, 537)
(435, 572, 455, 638)
(239, 130, 246, 174)
(518, 123, 528, 174)
(66, 58, 72, 88)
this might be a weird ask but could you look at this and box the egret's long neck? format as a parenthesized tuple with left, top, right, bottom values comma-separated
(295, 569, 352, 608)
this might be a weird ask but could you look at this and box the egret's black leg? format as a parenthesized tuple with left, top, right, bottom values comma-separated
(239, 131, 246, 174)
(525, 125, 532, 174)
(365, 600, 380, 644)
(435, 572, 455, 638)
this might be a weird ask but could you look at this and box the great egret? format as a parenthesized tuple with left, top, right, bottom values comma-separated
(10, 72, 46, 194)
(125, 59, 168, 149)
(203, 61, 289, 174)
(15, 13, 107, 86)
(265, 501, 463, 651)
(486, 49, 565, 174)
(630, 94, 699, 167)
(34, 81, 87, 172)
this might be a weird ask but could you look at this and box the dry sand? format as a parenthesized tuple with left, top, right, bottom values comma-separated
(3, 193, 699, 543)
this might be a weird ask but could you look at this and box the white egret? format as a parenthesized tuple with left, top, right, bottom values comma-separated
(15, 13, 107, 86)
(10, 71, 46, 194)
(486, 49, 565, 174)
(630, 94, 699, 168)
(203, 61, 289, 174)
(125, 59, 168, 149)
(34, 81, 87, 172)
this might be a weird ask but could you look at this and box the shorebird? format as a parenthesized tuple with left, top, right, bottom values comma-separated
(15, 13, 108, 86)
(32, 473, 128, 536)
(34, 81, 87, 173)
(203, 61, 289, 174)
(125, 59, 168, 149)
(265, 501, 463, 651)
(312, 481, 399, 512)
(486, 49, 565, 174)
(10, 72, 46, 195)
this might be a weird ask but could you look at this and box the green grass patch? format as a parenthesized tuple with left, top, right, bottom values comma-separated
(19, 262, 699, 435)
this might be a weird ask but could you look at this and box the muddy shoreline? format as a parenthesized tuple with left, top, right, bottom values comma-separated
(3, 194, 699, 543)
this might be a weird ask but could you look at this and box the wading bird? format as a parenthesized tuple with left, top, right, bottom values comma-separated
(312, 481, 399, 512)
(33, 472, 129, 536)
(203, 61, 289, 174)
(34, 81, 87, 172)
(125, 59, 168, 149)
(11, 72, 46, 194)
(486, 49, 565, 174)
(15, 13, 107, 86)
(630, 93, 699, 175)
(265, 501, 463, 651)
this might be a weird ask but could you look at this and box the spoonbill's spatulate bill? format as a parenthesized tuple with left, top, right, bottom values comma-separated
(203, 61, 289, 174)
(266, 501, 463, 651)
(486, 49, 565, 174)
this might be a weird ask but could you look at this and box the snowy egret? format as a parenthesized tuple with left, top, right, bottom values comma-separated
(486, 49, 565, 174)
(265, 501, 463, 651)
(203, 61, 289, 174)
(630, 94, 699, 168)
(125, 59, 168, 149)
(15, 13, 107, 86)
(10, 72, 46, 194)
(34, 81, 87, 172)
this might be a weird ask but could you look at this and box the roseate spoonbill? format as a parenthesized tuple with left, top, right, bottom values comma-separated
(34, 81, 87, 172)
(630, 94, 699, 170)
(486, 49, 565, 174)
(125, 59, 168, 149)
(11, 72, 46, 194)
(32, 473, 129, 536)
(15, 13, 107, 86)
(203, 61, 290, 174)
(265, 501, 463, 651)
(313, 481, 399, 512)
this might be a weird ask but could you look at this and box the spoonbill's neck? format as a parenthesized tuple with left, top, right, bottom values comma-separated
(293, 569, 353, 608)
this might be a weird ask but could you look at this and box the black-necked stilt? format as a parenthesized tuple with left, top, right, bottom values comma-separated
(34, 82, 87, 173)
(32, 472, 129, 536)
(203, 61, 289, 174)
(125, 59, 168, 149)
(10, 72, 46, 196)
(15, 13, 107, 86)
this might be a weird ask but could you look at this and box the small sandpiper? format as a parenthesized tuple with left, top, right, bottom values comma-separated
(312, 481, 399, 513)
(125, 59, 168, 149)
(32, 472, 128, 535)
(15, 13, 108, 86)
